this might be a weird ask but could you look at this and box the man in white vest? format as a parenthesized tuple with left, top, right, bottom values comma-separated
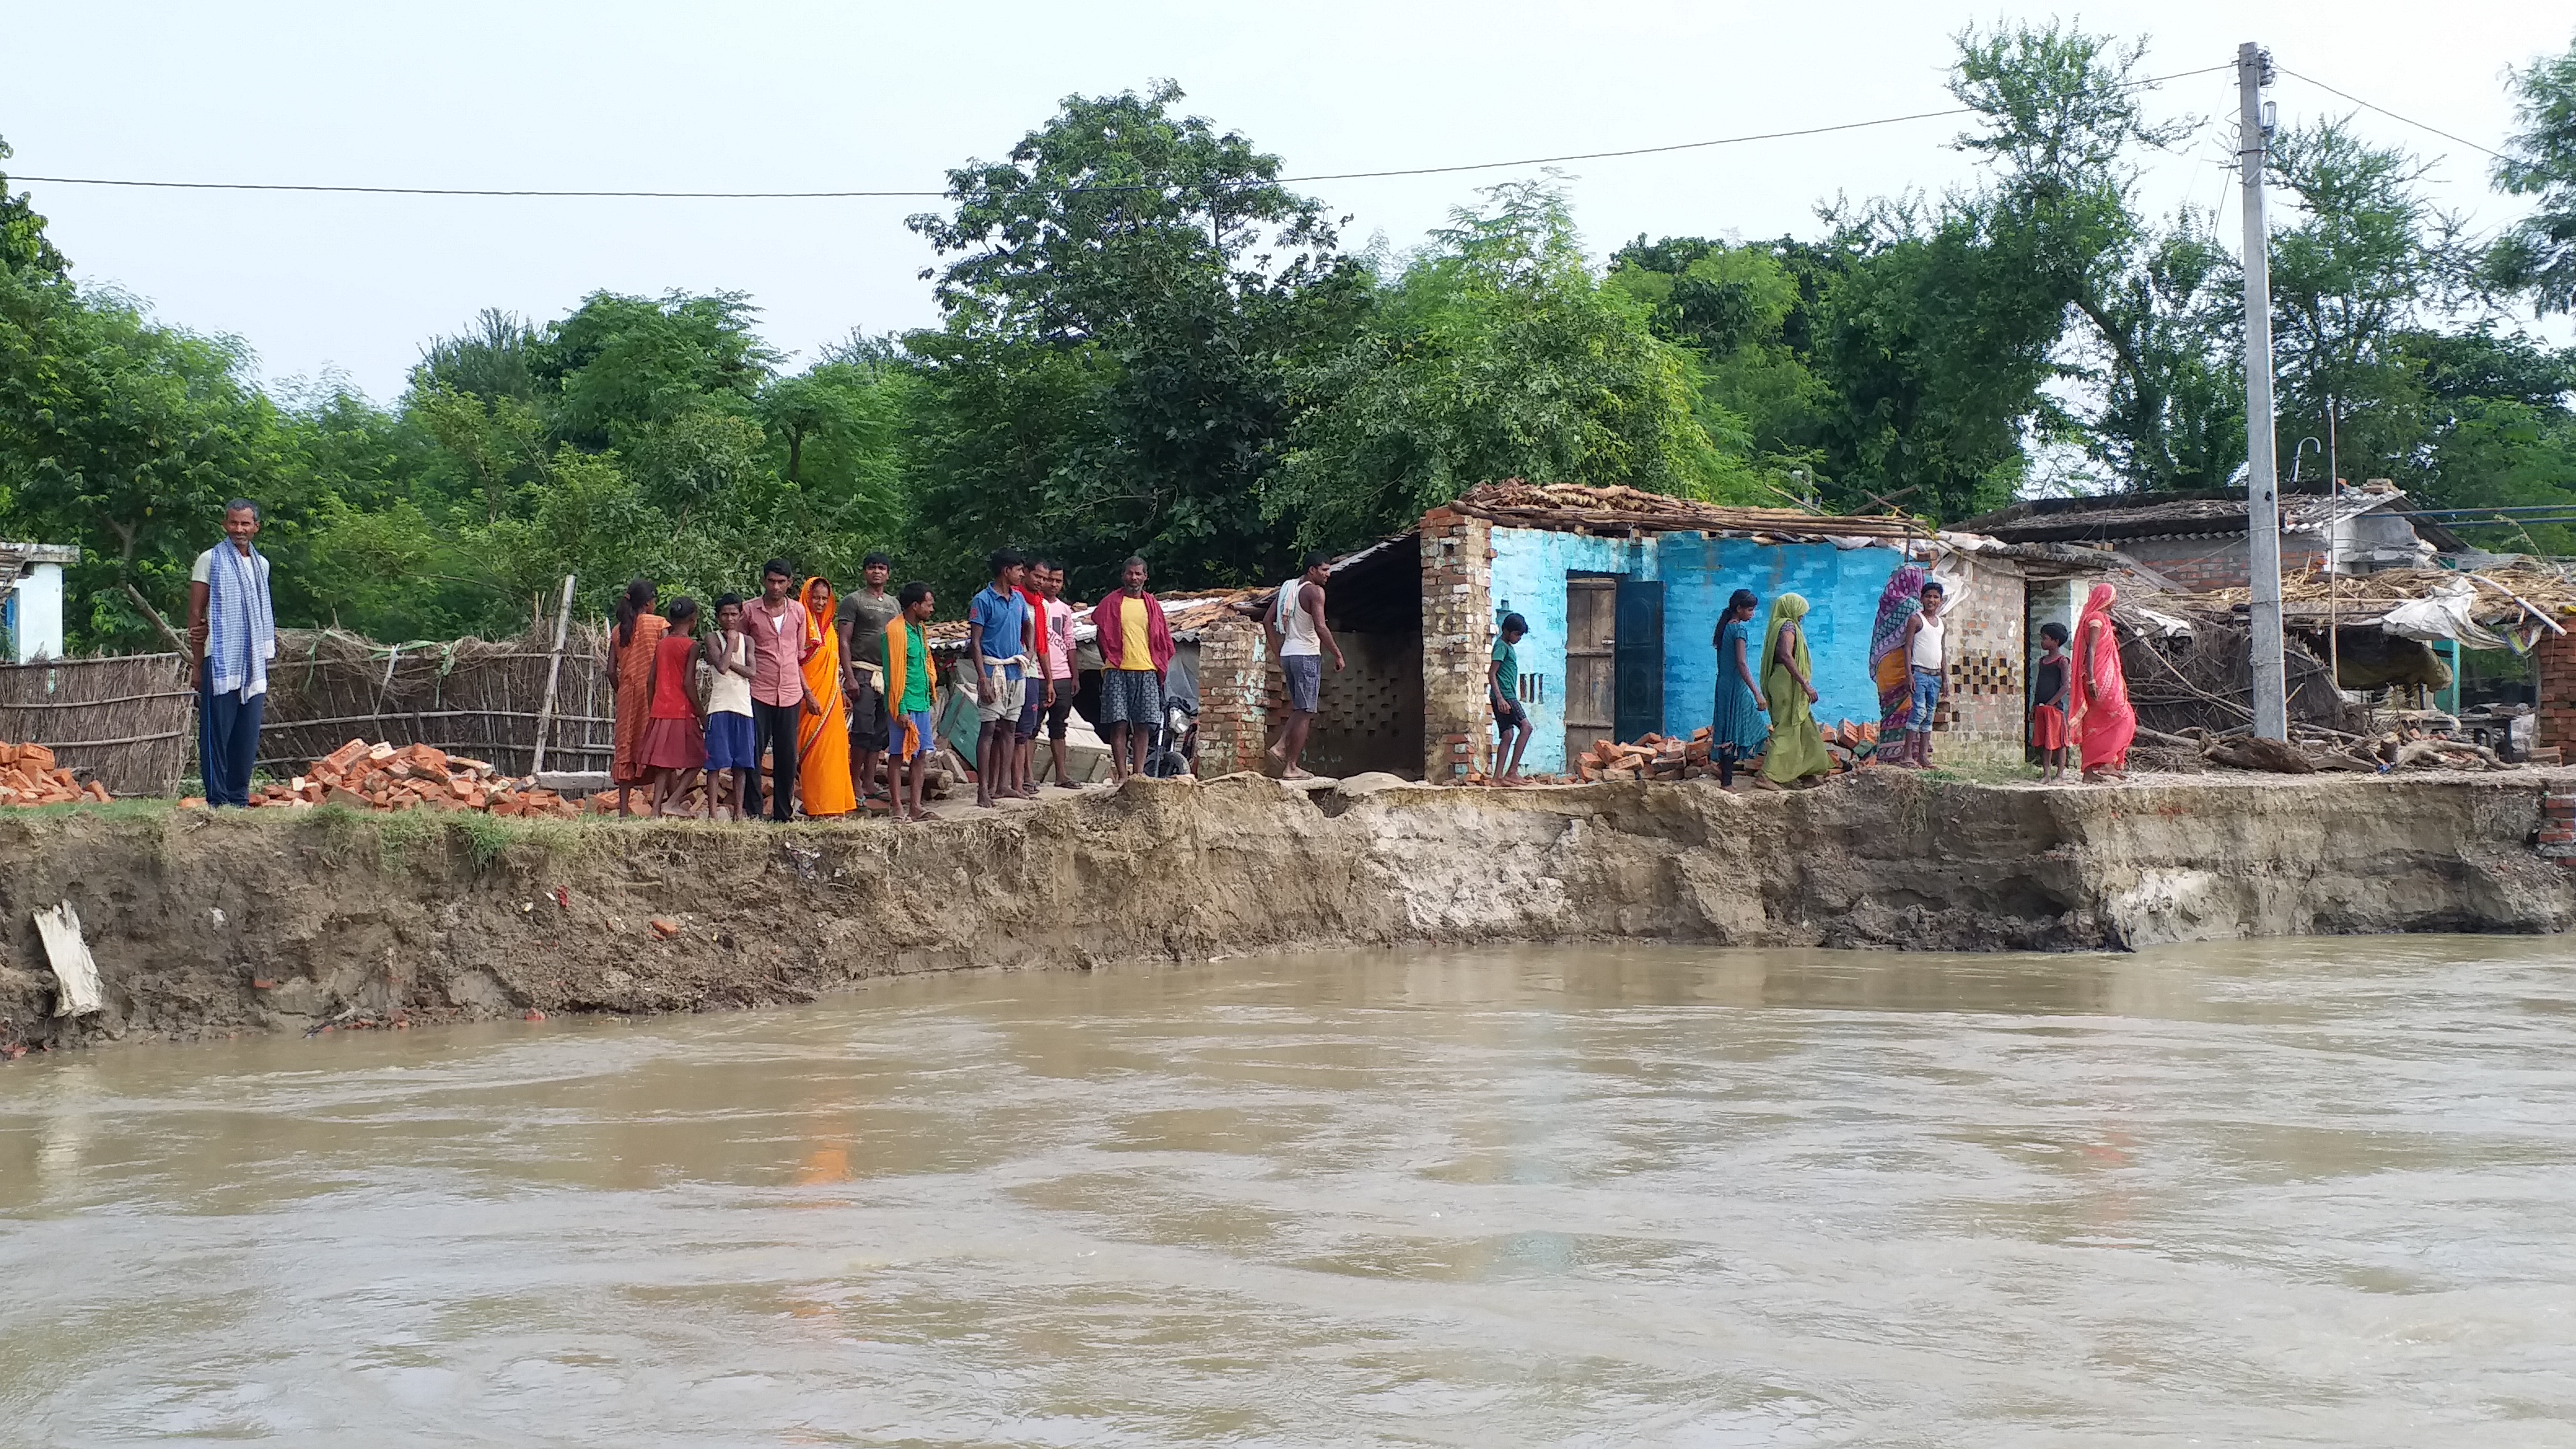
(1265, 550, 1343, 780)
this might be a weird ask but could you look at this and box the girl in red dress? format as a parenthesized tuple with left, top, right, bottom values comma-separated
(637, 597, 707, 816)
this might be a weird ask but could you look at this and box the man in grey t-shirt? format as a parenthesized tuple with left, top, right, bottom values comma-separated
(839, 552, 902, 806)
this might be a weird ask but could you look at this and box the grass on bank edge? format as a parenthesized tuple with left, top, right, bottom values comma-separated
(1921, 759, 2044, 785)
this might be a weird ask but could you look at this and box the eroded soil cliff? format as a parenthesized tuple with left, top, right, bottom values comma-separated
(3, 769, 2569, 1048)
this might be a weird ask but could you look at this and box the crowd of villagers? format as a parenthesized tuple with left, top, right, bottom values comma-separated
(600, 548, 1221, 825)
(1491, 569, 2137, 789)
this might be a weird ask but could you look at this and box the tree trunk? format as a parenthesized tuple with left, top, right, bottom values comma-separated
(120, 580, 191, 659)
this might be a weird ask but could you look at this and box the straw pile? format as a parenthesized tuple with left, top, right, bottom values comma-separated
(0, 743, 115, 807)
(2200, 564, 2576, 619)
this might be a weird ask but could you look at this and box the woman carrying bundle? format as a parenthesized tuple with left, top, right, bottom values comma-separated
(1757, 593, 1835, 789)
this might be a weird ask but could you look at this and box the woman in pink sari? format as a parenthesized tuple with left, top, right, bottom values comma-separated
(2067, 583, 2134, 782)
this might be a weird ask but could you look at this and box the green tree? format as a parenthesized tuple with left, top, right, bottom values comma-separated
(2388, 328, 2576, 556)
(2263, 118, 2478, 480)
(2488, 30, 2576, 315)
(1, 140, 69, 281)
(904, 80, 1366, 596)
(0, 272, 280, 650)
(1272, 179, 1740, 547)
(1606, 235, 1840, 486)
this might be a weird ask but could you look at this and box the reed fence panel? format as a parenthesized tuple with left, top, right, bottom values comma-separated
(0, 654, 196, 796)
(257, 627, 613, 777)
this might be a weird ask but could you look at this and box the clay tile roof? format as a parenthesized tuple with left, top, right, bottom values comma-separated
(1445, 481, 1925, 542)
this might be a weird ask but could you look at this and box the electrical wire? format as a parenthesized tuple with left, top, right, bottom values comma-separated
(11, 64, 2235, 201)
(2274, 66, 2510, 163)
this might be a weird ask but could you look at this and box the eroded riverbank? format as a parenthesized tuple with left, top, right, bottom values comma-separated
(2, 769, 2572, 1049)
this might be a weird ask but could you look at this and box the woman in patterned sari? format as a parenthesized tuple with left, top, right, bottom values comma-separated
(608, 578, 665, 819)
(1866, 562, 1929, 763)
(795, 576, 857, 818)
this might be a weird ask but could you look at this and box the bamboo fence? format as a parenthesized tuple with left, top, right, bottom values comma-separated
(0, 653, 196, 796)
(256, 624, 614, 777)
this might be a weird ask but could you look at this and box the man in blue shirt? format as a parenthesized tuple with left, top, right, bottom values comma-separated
(965, 548, 1034, 809)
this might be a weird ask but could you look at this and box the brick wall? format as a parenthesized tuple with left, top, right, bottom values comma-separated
(1193, 619, 1269, 778)
(1259, 631, 1423, 779)
(1931, 556, 2027, 767)
(2122, 537, 2329, 594)
(2538, 626, 2576, 758)
(2541, 785, 2575, 872)
(1420, 509, 1494, 782)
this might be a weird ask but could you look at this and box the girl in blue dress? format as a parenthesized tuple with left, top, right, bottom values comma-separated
(1709, 588, 1769, 787)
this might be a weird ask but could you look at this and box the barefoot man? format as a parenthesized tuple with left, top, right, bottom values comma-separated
(1265, 550, 1343, 780)
(1092, 556, 1172, 785)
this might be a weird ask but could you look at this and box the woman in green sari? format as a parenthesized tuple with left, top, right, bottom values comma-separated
(1758, 593, 1835, 788)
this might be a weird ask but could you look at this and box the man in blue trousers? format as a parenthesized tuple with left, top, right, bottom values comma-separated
(187, 499, 275, 808)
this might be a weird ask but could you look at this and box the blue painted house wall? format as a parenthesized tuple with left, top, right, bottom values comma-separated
(1482, 524, 1907, 774)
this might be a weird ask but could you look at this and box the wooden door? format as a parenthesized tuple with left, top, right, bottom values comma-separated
(1564, 576, 1617, 766)
(1614, 579, 1664, 742)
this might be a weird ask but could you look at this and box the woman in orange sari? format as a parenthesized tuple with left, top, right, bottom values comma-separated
(2068, 581, 2135, 783)
(796, 576, 857, 818)
(608, 578, 666, 819)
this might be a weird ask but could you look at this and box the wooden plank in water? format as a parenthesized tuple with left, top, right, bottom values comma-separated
(34, 902, 101, 1017)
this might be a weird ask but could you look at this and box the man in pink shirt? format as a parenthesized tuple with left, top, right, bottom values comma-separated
(745, 558, 816, 822)
(1037, 561, 1080, 787)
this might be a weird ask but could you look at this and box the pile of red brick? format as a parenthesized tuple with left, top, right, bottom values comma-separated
(1576, 731, 1712, 783)
(205, 739, 580, 818)
(1570, 718, 1882, 784)
(0, 744, 114, 807)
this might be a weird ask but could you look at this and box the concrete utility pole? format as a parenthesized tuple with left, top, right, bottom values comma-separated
(2238, 41, 2289, 740)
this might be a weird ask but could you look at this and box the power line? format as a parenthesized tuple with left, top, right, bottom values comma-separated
(2274, 66, 2511, 163)
(12, 64, 2234, 202)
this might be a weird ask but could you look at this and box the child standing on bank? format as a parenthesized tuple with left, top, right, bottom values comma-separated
(2030, 621, 2071, 784)
(1489, 613, 1531, 785)
(699, 593, 760, 821)
(882, 581, 941, 822)
(1893, 577, 1954, 768)
(637, 597, 705, 816)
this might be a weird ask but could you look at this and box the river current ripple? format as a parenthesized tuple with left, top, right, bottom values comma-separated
(4, 939, 2573, 1446)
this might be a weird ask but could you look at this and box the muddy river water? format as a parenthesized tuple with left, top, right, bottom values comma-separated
(4, 939, 2574, 1446)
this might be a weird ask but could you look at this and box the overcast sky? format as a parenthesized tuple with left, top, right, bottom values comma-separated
(7, 1, 2567, 402)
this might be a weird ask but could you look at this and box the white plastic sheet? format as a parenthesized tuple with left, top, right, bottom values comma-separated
(2379, 580, 2509, 651)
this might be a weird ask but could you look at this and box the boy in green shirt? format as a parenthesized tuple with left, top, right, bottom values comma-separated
(882, 582, 940, 822)
(1490, 612, 1531, 785)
